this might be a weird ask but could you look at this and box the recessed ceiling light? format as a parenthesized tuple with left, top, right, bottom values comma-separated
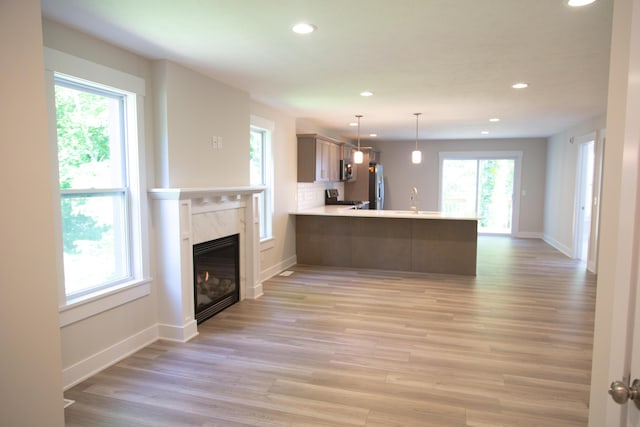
(360, 91, 374, 97)
(481, 131, 490, 135)
(292, 23, 316, 34)
(489, 118, 500, 122)
(568, 0, 596, 6)
(369, 133, 377, 137)
(512, 82, 529, 89)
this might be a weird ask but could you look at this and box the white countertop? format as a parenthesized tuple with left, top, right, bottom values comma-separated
(293, 206, 478, 221)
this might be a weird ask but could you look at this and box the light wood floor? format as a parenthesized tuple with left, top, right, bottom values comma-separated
(64, 236, 597, 426)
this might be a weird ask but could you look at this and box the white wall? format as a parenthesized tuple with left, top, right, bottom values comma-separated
(543, 115, 606, 257)
(372, 138, 547, 236)
(0, 2, 64, 425)
(154, 60, 251, 188)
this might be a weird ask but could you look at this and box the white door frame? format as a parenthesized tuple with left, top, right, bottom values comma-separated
(589, 130, 606, 274)
(573, 133, 596, 262)
(588, 0, 640, 425)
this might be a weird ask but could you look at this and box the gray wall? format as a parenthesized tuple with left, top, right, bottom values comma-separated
(372, 138, 547, 236)
(544, 114, 606, 259)
(1, 1, 64, 425)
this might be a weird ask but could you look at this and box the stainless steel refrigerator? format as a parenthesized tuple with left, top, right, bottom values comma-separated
(368, 163, 384, 209)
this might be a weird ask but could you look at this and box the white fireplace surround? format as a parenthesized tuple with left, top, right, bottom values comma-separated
(149, 186, 265, 342)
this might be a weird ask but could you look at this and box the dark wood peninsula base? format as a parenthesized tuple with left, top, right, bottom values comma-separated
(295, 214, 478, 276)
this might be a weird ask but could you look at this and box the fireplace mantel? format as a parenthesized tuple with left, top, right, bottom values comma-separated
(149, 186, 265, 200)
(149, 186, 264, 342)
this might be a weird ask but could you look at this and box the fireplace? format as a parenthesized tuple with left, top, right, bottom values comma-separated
(193, 234, 240, 324)
(150, 186, 263, 342)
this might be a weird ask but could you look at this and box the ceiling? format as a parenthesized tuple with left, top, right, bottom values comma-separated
(41, 0, 613, 141)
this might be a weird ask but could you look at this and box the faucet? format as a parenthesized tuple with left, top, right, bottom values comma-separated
(410, 187, 418, 212)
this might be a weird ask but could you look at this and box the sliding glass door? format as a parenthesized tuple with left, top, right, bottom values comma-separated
(440, 153, 520, 234)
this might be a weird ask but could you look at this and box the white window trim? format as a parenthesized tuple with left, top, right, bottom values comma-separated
(260, 237, 275, 252)
(250, 115, 274, 242)
(59, 279, 151, 327)
(45, 48, 151, 326)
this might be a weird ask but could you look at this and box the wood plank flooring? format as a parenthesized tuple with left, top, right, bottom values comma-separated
(64, 236, 597, 426)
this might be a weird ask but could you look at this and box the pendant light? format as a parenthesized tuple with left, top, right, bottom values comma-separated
(354, 114, 364, 164)
(412, 113, 422, 164)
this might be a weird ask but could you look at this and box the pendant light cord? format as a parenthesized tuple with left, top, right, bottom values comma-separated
(414, 112, 421, 150)
(356, 114, 362, 151)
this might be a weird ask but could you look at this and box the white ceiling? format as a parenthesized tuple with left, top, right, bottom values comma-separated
(41, 0, 613, 141)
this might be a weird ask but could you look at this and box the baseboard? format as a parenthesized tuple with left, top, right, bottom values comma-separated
(514, 231, 543, 239)
(246, 281, 264, 299)
(542, 234, 573, 258)
(62, 324, 158, 390)
(242, 255, 297, 300)
(261, 254, 297, 282)
(157, 320, 198, 343)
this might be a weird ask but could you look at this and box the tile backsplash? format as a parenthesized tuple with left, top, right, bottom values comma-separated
(297, 181, 344, 210)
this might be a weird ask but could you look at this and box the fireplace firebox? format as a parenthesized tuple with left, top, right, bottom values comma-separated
(193, 234, 240, 324)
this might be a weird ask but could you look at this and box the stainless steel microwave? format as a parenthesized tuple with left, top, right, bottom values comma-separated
(340, 159, 354, 181)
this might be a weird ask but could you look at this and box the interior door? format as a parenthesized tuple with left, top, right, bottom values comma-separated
(591, 136, 640, 427)
(588, 1, 640, 424)
(626, 258, 640, 426)
(609, 175, 640, 425)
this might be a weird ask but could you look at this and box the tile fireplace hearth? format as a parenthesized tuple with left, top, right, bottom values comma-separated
(149, 186, 264, 342)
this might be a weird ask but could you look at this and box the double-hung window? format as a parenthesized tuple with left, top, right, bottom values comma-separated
(249, 117, 273, 241)
(45, 48, 149, 321)
(54, 78, 132, 297)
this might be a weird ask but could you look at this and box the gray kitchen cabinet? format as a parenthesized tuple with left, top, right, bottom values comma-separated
(297, 134, 342, 182)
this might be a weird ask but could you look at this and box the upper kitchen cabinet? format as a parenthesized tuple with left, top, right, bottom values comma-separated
(297, 134, 342, 182)
(342, 143, 357, 163)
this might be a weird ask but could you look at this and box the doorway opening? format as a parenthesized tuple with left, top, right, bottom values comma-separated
(574, 139, 596, 263)
(440, 152, 522, 234)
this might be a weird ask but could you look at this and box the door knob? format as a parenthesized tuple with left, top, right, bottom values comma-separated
(609, 379, 640, 408)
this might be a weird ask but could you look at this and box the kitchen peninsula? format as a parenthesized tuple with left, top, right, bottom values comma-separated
(294, 207, 478, 275)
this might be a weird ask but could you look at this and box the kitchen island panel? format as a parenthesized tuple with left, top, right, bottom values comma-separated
(351, 217, 412, 271)
(296, 215, 353, 267)
(295, 213, 477, 275)
(411, 219, 477, 275)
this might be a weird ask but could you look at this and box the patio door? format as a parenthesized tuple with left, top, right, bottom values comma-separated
(440, 152, 522, 234)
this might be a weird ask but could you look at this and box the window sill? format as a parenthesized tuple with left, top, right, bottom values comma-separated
(59, 278, 151, 327)
(260, 237, 275, 251)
